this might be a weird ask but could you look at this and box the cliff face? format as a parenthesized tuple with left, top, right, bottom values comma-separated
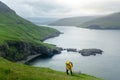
(0, 41, 60, 61)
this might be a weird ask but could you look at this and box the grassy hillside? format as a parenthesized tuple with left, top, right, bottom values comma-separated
(50, 16, 99, 26)
(0, 57, 102, 80)
(0, 1, 60, 61)
(0, 12, 58, 44)
(80, 12, 120, 29)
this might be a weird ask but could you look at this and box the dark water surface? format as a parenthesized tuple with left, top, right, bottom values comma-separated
(30, 26, 120, 80)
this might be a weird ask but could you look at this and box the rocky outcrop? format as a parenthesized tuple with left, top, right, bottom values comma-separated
(0, 40, 61, 61)
(61, 48, 103, 56)
(79, 49, 103, 56)
(67, 48, 77, 52)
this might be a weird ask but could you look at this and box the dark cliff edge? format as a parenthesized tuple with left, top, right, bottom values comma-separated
(0, 37, 61, 63)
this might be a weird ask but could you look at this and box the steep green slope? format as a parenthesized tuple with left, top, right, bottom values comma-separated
(50, 16, 99, 26)
(0, 12, 57, 44)
(80, 12, 120, 29)
(0, 1, 60, 61)
(0, 57, 102, 80)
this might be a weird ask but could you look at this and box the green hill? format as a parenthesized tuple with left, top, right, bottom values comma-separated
(80, 12, 120, 29)
(0, 57, 102, 80)
(50, 16, 98, 26)
(0, 12, 58, 43)
(0, 1, 60, 61)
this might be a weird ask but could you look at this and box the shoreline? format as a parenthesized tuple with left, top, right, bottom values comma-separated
(40, 31, 62, 42)
(17, 54, 42, 64)
(17, 31, 62, 64)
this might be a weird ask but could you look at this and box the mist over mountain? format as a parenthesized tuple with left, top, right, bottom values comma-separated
(50, 12, 120, 29)
(26, 17, 58, 25)
(80, 12, 120, 29)
(50, 16, 99, 26)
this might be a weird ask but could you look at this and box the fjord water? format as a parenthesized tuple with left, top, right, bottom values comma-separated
(30, 26, 120, 80)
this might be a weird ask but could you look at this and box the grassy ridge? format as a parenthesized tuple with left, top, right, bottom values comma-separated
(0, 13, 58, 45)
(0, 57, 102, 80)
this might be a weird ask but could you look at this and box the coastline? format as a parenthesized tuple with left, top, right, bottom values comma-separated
(16, 28, 103, 80)
(17, 54, 42, 64)
(40, 31, 62, 42)
(17, 31, 62, 64)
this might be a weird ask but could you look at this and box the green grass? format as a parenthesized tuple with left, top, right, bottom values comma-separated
(0, 12, 58, 47)
(0, 57, 102, 80)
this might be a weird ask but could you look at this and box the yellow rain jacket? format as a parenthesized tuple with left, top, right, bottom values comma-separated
(66, 61, 73, 70)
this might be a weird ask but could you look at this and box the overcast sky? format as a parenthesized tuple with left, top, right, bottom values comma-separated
(1, 0, 120, 18)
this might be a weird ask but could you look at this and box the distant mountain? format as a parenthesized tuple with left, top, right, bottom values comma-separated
(80, 12, 120, 29)
(50, 16, 99, 26)
(26, 17, 58, 25)
(50, 12, 120, 29)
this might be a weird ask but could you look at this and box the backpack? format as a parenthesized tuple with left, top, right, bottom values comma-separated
(70, 62, 73, 67)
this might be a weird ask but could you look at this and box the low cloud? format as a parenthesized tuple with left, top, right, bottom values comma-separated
(1, 0, 120, 18)
(83, 1, 120, 14)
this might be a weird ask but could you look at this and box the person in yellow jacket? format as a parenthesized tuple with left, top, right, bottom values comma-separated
(66, 60, 73, 75)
